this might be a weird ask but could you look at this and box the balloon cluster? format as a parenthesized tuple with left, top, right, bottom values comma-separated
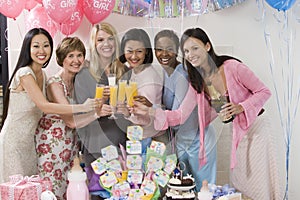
(0, 0, 116, 36)
(1, 0, 296, 37)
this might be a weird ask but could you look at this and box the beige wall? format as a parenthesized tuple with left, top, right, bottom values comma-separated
(7, 0, 300, 198)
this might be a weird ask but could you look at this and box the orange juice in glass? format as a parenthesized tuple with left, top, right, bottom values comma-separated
(95, 84, 104, 98)
(129, 81, 138, 97)
(125, 85, 134, 107)
(109, 85, 118, 119)
(110, 85, 118, 107)
(118, 80, 127, 103)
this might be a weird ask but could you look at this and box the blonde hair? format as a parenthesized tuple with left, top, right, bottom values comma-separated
(88, 22, 125, 82)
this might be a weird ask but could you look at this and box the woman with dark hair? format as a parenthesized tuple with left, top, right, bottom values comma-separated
(0, 28, 98, 183)
(119, 28, 164, 154)
(133, 27, 283, 199)
(154, 29, 216, 191)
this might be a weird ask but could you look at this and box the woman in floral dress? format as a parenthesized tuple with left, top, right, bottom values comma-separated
(35, 37, 102, 200)
(0, 29, 98, 185)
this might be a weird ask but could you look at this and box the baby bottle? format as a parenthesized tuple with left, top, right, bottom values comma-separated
(66, 156, 89, 200)
(198, 180, 213, 200)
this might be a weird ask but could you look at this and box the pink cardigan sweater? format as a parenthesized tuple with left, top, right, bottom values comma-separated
(154, 59, 271, 169)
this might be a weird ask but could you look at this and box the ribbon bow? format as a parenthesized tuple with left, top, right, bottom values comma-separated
(8, 175, 42, 200)
(9, 175, 41, 185)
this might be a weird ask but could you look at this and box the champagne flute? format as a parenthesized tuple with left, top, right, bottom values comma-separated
(118, 80, 127, 104)
(108, 85, 118, 119)
(126, 80, 138, 117)
(95, 83, 105, 99)
(125, 85, 134, 107)
(129, 80, 138, 98)
(108, 73, 116, 86)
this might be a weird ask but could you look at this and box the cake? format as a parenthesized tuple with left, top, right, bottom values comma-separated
(169, 177, 182, 186)
(166, 174, 195, 199)
(181, 178, 193, 186)
(168, 174, 195, 187)
(181, 174, 194, 186)
(166, 189, 195, 200)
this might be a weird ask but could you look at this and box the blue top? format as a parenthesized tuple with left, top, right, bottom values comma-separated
(162, 64, 199, 154)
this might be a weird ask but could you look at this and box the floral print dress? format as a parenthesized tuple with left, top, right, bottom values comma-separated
(35, 75, 79, 200)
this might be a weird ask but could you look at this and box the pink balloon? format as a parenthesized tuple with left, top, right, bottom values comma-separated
(25, 0, 38, 11)
(60, 1, 84, 35)
(0, 0, 25, 19)
(83, 0, 115, 25)
(26, 6, 58, 37)
(42, 0, 78, 24)
(35, 0, 43, 3)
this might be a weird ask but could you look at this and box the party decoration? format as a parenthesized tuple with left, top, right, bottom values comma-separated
(257, 0, 300, 198)
(60, 0, 84, 35)
(42, 0, 78, 24)
(25, 6, 58, 37)
(265, 0, 296, 11)
(0, 0, 25, 19)
(111, 0, 247, 18)
(83, 0, 116, 24)
(25, 0, 38, 11)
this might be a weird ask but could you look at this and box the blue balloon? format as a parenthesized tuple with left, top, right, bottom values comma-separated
(216, 0, 234, 9)
(265, 0, 297, 11)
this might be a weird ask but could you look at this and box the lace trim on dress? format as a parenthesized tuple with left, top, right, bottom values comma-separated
(47, 75, 73, 102)
(11, 67, 36, 90)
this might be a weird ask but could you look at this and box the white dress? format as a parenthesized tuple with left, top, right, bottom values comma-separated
(0, 67, 46, 183)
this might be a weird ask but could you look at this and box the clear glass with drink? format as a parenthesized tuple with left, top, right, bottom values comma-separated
(118, 80, 127, 104)
(125, 81, 138, 117)
(108, 74, 116, 86)
(211, 94, 234, 123)
(108, 85, 118, 119)
(129, 80, 138, 98)
(95, 83, 104, 99)
(125, 85, 134, 107)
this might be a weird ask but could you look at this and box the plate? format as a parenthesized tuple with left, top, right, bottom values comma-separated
(167, 184, 195, 191)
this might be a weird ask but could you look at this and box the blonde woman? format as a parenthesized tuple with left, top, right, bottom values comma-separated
(74, 22, 130, 200)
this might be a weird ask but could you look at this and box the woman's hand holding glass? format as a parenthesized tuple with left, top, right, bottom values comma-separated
(94, 83, 111, 117)
(216, 95, 235, 123)
(78, 98, 101, 113)
(133, 95, 153, 107)
(131, 100, 152, 117)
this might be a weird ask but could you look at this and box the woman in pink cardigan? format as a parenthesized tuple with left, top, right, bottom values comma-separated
(133, 28, 284, 200)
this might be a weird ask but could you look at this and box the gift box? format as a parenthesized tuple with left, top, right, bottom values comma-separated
(0, 175, 52, 200)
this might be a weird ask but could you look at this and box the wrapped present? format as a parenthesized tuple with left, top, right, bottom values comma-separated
(0, 175, 52, 200)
